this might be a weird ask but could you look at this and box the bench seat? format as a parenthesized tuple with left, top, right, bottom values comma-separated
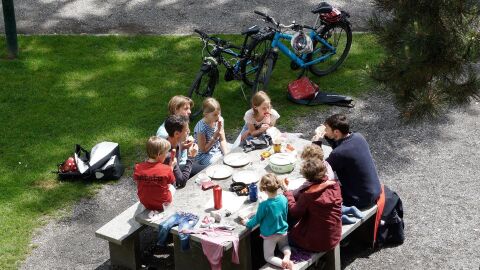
(260, 204, 378, 270)
(95, 201, 146, 269)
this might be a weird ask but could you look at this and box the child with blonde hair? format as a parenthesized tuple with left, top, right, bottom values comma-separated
(193, 98, 229, 165)
(241, 173, 293, 270)
(134, 136, 176, 210)
(240, 91, 280, 141)
(299, 144, 364, 224)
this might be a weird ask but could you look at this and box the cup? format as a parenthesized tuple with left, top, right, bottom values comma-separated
(273, 143, 282, 153)
(273, 137, 282, 153)
(195, 172, 211, 185)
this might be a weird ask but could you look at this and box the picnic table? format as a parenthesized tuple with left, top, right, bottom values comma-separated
(135, 134, 332, 270)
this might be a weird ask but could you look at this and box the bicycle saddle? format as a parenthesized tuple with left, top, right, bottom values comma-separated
(241, 25, 260, 36)
(311, 2, 333, 14)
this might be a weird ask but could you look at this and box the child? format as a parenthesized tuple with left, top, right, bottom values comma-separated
(241, 173, 293, 270)
(193, 98, 228, 165)
(283, 159, 342, 252)
(298, 144, 364, 224)
(240, 91, 280, 142)
(133, 136, 176, 211)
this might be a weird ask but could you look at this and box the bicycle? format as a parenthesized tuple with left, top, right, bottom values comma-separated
(187, 28, 272, 119)
(251, 3, 352, 91)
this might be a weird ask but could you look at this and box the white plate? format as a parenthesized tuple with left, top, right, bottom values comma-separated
(223, 152, 251, 167)
(232, 170, 260, 184)
(205, 164, 233, 179)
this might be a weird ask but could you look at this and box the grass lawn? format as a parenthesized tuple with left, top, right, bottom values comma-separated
(0, 34, 383, 269)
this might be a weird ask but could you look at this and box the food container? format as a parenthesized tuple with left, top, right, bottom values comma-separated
(268, 153, 296, 174)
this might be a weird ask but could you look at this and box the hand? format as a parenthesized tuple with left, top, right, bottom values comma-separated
(240, 218, 247, 226)
(188, 143, 198, 158)
(263, 114, 271, 125)
(312, 125, 326, 141)
(281, 178, 289, 191)
(325, 180, 336, 187)
(182, 136, 194, 149)
(216, 119, 223, 131)
(260, 123, 270, 132)
(169, 157, 177, 168)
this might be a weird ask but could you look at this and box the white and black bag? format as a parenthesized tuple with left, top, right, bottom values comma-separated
(58, 142, 124, 180)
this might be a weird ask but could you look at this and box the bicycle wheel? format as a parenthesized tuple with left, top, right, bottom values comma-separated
(241, 37, 271, 87)
(308, 21, 352, 76)
(187, 69, 217, 119)
(253, 52, 275, 93)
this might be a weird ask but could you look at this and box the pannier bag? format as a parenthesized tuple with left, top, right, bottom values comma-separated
(376, 185, 405, 248)
(287, 77, 354, 108)
(288, 76, 318, 100)
(57, 141, 124, 180)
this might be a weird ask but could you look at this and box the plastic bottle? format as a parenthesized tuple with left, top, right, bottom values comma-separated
(249, 183, 258, 202)
(213, 185, 222, 209)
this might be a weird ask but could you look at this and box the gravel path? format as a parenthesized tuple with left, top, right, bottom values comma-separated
(14, 1, 480, 269)
(21, 90, 480, 270)
(1, 0, 373, 34)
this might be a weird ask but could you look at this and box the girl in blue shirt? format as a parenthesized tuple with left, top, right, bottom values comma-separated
(241, 173, 293, 270)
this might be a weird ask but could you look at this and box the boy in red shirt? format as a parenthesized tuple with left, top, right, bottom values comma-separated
(134, 136, 176, 210)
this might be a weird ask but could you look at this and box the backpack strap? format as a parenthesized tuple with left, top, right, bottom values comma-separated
(373, 184, 386, 247)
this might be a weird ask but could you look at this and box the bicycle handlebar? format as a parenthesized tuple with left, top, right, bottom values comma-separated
(253, 11, 316, 31)
(194, 29, 241, 50)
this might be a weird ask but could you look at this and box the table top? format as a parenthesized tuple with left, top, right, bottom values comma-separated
(135, 134, 332, 245)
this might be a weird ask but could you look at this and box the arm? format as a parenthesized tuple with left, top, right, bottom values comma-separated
(284, 190, 308, 220)
(245, 203, 265, 229)
(197, 132, 220, 153)
(173, 158, 193, 188)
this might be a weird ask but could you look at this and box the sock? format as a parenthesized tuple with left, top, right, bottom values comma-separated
(342, 205, 364, 219)
(342, 215, 357, 224)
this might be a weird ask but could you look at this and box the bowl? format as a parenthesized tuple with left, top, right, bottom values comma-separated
(269, 153, 296, 174)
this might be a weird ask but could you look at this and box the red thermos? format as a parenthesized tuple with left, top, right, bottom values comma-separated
(213, 185, 222, 209)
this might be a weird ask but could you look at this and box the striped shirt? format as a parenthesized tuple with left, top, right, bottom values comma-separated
(194, 117, 223, 165)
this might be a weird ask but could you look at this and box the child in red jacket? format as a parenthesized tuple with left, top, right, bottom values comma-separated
(134, 136, 176, 211)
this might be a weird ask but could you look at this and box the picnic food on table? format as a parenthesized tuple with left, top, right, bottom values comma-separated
(286, 144, 295, 152)
(261, 150, 272, 159)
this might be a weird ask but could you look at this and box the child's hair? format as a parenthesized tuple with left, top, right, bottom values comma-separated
(259, 173, 282, 193)
(146, 136, 171, 159)
(251, 91, 271, 117)
(168, 95, 194, 116)
(203, 97, 221, 115)
(301, 159, 327, 183)
(301, 144, 324, 161)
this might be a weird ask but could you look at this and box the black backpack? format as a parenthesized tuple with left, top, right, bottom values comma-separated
(57, 142, 124, 181)
(376, 186, 405, 248)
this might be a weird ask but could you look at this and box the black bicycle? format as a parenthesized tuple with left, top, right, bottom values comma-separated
(187, 27, 272, 118)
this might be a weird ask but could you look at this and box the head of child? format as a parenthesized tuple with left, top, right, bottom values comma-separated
(146, 136, 171, 163)
(168, 95, 194, 117)
(301, 144, 324, 161)
(202, 98, 221, 123)
(252, 91, 272, 118)
(259, 173, 281, 197)
(301, 159, 328, 184)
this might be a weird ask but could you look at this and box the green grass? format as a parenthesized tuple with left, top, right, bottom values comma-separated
(0, 33, 382, 269)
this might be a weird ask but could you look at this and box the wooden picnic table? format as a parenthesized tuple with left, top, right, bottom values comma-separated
(135, 134, 332, 270)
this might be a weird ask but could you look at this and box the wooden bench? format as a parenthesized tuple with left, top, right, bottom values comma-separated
(260, 204, 378, 270)
(95, 202, 146, 270)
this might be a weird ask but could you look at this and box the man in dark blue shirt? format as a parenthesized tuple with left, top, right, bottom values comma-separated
(314, 114, 381, 208)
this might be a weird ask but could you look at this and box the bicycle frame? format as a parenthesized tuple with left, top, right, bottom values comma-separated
(270, 30, 337, 68)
